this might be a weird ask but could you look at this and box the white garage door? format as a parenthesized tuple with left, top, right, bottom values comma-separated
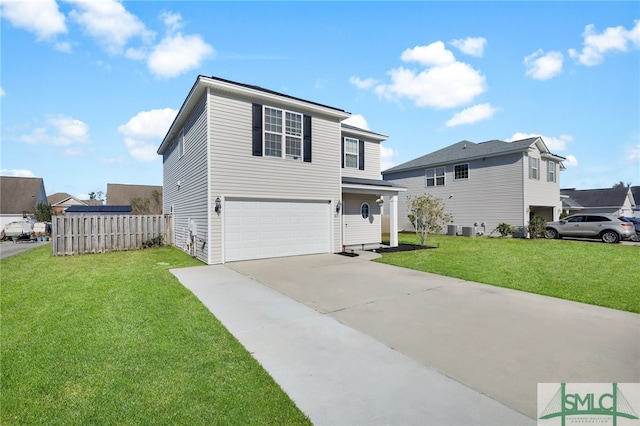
(224, 199, 331, 262)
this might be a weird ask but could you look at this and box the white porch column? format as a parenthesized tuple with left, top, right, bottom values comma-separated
(390, 194, 398, 247)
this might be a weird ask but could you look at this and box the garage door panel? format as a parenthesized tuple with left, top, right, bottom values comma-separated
(225, 200, 330, 262)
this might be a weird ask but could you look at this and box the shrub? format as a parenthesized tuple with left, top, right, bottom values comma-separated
(142, 235, 164, 249)
(528, 215, 547, 239)
(495, 222, 517, 237)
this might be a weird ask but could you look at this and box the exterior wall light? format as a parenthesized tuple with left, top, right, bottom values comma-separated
(376, 197, 384, 208)
(214, 197, 222, 214)
(336, 201, 342, 214)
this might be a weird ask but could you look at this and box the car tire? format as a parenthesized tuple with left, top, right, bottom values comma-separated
(545, 228, 559, 239)
(601, 230, 620, 244)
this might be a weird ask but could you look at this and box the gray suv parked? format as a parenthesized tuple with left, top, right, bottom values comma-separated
(545, 214, 636, 243)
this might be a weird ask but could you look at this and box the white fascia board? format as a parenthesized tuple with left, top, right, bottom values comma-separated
(341, 126, 388, 142)
(342, 184, 407, 195)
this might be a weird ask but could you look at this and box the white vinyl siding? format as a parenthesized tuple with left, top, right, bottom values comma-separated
(162, 94, 209, 263)
(341, 135, 382, 180)
(343, 194, 381, 246)
(207, 91, 342, 263)
(386, 154, 525, 233)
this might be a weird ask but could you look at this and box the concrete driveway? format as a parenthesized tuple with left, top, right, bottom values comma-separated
(226, 251, 639, 420)
(0, 240, 47, 259)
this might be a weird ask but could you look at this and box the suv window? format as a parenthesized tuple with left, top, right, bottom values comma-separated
(566, 216, 584, 223)
(586, 216, 610, 222)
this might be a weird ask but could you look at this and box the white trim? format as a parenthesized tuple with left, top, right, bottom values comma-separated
(361, 202, 370, 220)
(344, 136, 359, 169)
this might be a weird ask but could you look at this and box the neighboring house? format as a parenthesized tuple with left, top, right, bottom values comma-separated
(48, 192, 89, 215)
(106, 183, 162, 214)
(0, 176, 48, 229)
(157, 75, 405, 264)
(382, 137, 565, 236)
(65, 205, 132, 215)
(561, 187, 636, 217)
(632, 186, 640, 215)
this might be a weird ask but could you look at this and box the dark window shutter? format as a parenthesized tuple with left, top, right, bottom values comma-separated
(303, 115, 312, 163)
(341, 138, 345, 168)
(252, 103, 262, 157)
(358, 139, 365, 170)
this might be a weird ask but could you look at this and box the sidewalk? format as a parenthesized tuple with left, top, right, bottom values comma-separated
(172, 264, 533, 425)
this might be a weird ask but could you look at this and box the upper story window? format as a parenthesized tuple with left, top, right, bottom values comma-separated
(529, 157, 540, 180)
(426, 167, 445, 187)
(344, 137, 359, 168)
(264, 106, 303, 160)
(454, 163, 469, 180)
(547, 160, 556, 183)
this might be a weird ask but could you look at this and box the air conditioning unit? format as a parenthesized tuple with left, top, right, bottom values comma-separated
(462, 226, 475, 237)
(447, 225, 458, 236)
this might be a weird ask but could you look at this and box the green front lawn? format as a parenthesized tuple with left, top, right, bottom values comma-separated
(376, 233, 640, 313)
(1, 245, 310, 425)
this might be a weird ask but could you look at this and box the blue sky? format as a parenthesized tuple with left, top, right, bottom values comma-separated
(1, 1, 639, 201)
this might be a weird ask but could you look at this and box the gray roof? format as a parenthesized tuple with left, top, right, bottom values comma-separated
(560, 187, 631, 209)
(631, 186, 640, 206)
(0, 176, 46, 215)
(106, 183, 162, 205)
(382, 137, 565, 175)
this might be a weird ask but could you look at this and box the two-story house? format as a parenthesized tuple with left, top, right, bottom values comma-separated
(157, 75, 404, 264)
(382, 138, 565, 236)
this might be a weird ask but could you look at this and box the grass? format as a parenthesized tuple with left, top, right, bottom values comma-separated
(1, 244, 311, 425)
(376, 233, 640, 313)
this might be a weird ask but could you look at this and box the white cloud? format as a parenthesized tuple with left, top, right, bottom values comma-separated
(343, 114, 370, 130)
(1, 168, 35, 177)
(17, 115, 89, 150)
(445, 103, 497, 127)
(374, 62, 486, 109)
(450, 37, 487, 57)
(161, 11, 183, 34)
(118, 108, 178, 162)
(400, 42, 455, 66)
(0, 0, 66, 40)
(509, 132, 574, 152)
(524, 50, 563, 80)
(67, 0, 154, 55)
(366, 41, 486, 109)
(626, 144, 640, 162)
(380, 145, 397, 172)
(0, 87, 5, 97)
(563, 155, 579, 168)
(349, 76, 378, 90)
(147, 33, 214, 79)
(568, 20, 640, 66)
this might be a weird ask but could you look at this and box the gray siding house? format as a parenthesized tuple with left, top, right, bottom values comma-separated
(0, 176, 48, 229)
(561, 187, 636, 217)
(157, 75, 404, 264)
(382, 138, 565, 236)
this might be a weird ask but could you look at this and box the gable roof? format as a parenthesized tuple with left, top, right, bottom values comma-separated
(158, 75, 351, 155)
(560, 187, 632, 209)
(48, 192, 88, 207)
(0, 176, 46, 215)
(382, 137, 566, 175)
(106, 183, 162, 205)
(631, 186, 640, 209)
(341, 123, 388, 142)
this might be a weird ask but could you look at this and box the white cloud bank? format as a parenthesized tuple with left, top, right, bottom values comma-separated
(1, 168, 36, 177)
(342, 114, 370, 130)
(352, 40, 487, 110)
(445, 103, 497, 127)
(509, 132, 578, 168)
(16, 114, 89, 156)
(450, 37, 487, 57)
(524, 50, 564, 80)
(118, 108, 178, 162)
(569, 20, 640, 66)
(0, 0, 67, 39)
(380, 145, 398, 172)
(148, 32, 214, 79)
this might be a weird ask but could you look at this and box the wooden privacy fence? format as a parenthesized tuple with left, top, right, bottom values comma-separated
(52, 215, 173, 256)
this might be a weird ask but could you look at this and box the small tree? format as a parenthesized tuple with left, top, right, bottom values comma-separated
(35, 203, 54, 222)
(407, 194, 452, 245)
(495, 222, 517, 237)
(527, 215, 547, 239)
